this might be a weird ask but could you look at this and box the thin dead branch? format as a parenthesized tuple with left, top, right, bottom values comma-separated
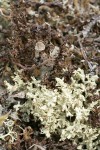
(81, 15, 100, 38)
(77, 35, 93, 72)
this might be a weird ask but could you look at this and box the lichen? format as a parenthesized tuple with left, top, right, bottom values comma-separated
(4, 68, 100, 149)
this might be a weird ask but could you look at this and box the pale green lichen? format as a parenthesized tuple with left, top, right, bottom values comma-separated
(4, 68, 100, 149)
(0, 119, 17, 143)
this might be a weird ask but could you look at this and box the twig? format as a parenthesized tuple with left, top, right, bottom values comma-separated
(77, 35, 93, 72)
(12, 62, 36, 71)
(80, 15, 100, 38)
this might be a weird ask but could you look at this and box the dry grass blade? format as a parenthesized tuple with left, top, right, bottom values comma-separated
(28, 144, 46, 150)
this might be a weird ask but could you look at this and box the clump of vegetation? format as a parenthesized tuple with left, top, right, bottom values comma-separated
(4, 68, 100, 150)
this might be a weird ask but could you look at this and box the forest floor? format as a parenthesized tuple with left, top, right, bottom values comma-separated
(0, 1, 100, 150)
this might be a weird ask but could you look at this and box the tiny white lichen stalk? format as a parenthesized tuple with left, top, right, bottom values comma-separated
(35, 41, 45, 57)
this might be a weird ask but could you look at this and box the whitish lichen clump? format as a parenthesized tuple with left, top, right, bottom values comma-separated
(4, 68, 100, 150)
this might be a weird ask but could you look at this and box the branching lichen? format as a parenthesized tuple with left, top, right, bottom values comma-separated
(0, 119, 17, 143)
(4, 68, 100, 149)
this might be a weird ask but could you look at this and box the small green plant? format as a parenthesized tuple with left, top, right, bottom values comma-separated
(4, 68, 100, 149)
